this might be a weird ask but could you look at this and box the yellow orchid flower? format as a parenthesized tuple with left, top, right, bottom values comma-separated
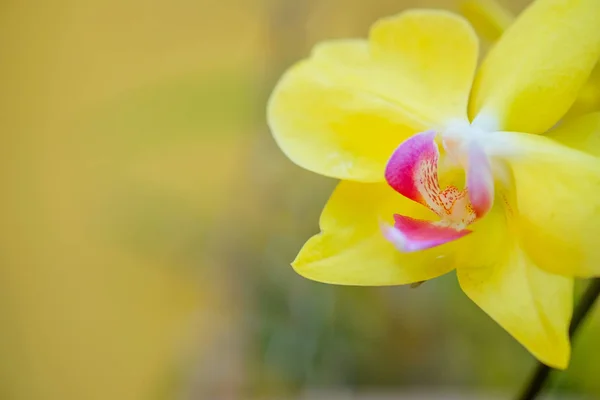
(266, 0, 600, 370)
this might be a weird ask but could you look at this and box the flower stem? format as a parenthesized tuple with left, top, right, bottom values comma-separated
(516, 278, 600, 400)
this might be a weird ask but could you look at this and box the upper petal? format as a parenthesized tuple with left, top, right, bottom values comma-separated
(458, 244, 573, 369)
(369, 10, 478, 123)
(469, 0, 600, 133)
(267, 10, 478, 182)
(292, 181, 459, 286)
(485, 130, 600, 278)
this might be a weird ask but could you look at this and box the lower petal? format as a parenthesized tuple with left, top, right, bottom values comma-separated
(458, 243, 573, 369)
(293, 181, 459, 286)
(455, 190, 571, 368)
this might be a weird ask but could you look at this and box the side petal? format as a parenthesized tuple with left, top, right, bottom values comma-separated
(469, 0, 600, 133)
(547, 112, 600, 157)
(382, 215, 471, 253)
(293, 181, 459, 286)
(458, 246, 573, 369)
(268, 10, 478, 182)
(485, 131, 600, 277)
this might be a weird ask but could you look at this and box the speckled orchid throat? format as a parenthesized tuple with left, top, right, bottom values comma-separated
(382, 129, 494, 252)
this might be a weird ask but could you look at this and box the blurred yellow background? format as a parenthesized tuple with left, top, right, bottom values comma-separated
(0, 0, 598, 399)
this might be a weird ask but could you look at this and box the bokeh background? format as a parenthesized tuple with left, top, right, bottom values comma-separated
(0, 0, 598, 399)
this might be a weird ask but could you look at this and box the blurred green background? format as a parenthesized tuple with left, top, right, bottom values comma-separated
(0, 0, 598, 399)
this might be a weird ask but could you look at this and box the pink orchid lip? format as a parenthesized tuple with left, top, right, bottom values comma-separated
(385, 130, 438, 209)
(382, 130, 494, 252)
(381, 215, 471, 253)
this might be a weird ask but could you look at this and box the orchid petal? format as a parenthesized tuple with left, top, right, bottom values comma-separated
(486, 131, 600, 277)
(267, 10, 478, 182)
(470, 0, 600, 133)
(458, 242, 572, 369)
(453, 197, 572, 369)
(292, 181, 459, 286)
